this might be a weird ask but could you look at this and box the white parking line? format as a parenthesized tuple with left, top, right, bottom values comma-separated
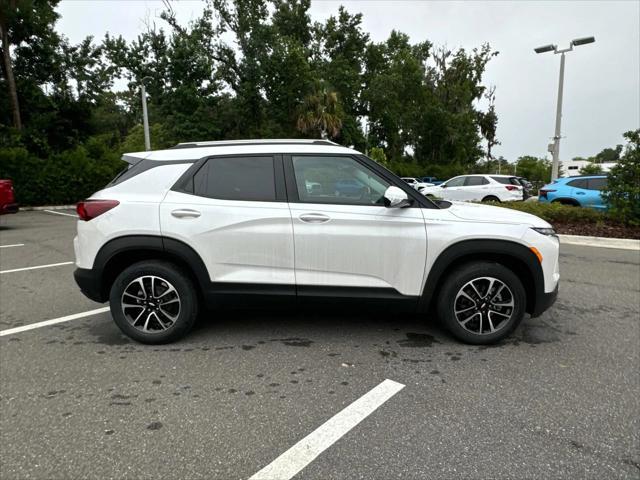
(0, 307, 110, 337)
(43, 209, 77, 218)
(0, 261, 74, 274)
(0, 244, 24, 249)
(249, 379, 405, 480)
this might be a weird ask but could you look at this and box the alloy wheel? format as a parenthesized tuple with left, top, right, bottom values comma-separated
(453, 276, 514, 335)
(121, 275, 181, 333)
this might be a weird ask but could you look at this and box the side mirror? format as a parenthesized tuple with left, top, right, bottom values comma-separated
(440, 184, 447, 188)
(383, 186, 411, 208)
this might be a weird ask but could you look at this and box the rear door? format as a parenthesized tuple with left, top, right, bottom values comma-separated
(285, 154, 427, 297)
(160, 155, 295, 289)
(461, 176, 490, 201)
(584, 177, 607, 210)
(566, 178, 588, 205)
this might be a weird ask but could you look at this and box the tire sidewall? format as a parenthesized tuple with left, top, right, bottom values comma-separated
(109, 261, 198, 344)
(438, 262, 526, 344)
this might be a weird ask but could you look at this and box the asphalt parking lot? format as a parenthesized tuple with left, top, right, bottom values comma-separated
(1, 210, 639, 479)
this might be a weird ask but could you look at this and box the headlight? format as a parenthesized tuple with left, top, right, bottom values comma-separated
(532, 227, 558, 237)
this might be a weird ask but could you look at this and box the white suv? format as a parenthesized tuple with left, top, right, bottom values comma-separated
(420, 174, 524, 203)
(74, 140, 559, 345)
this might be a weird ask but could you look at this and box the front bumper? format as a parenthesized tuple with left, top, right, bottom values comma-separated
(74, 267, 107, 303)
(1, 203, 19, 214)
(530, 284, 559, 317)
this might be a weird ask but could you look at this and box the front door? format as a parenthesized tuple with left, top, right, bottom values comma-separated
(286, 155, 427, 297)
(440, 176, 467, 201)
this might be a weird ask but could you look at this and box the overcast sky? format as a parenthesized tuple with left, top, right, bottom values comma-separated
(57, 0, 639, 162)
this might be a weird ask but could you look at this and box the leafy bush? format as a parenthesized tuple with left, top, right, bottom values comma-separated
(0, 142, 122, 206)
(485, 200, 605, 224)
(602, 130, 640, 225)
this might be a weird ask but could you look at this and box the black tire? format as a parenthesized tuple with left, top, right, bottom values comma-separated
(109, 260, 199, 344)
(481, 195, 500, 203)
(437, 261, 526, 344)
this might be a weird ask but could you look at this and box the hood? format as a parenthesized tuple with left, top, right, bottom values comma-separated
(447, 201, 551, 228)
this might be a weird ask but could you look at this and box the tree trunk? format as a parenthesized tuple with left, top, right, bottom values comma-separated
(0, 12, 21, 130)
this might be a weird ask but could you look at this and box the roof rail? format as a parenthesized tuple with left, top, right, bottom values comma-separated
(169, 139, 340, 150)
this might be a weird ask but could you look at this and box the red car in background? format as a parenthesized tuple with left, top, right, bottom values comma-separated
(0, 179, 18, 214)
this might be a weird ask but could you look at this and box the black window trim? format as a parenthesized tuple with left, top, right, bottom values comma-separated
(282, 153, 438, 209)
(170, 153, 286, 203)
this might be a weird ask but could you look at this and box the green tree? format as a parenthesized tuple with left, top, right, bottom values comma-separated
(296, 82, 343, 139)
(602, 130, 640, 225)
(368, 146, 388, 167)
(514, 156, 552, 183)
(313, 7, 369, 148)
(0, 0, 61, 133)
(579, 163, 603, 175)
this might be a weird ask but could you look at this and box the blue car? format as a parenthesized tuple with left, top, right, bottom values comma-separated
(334, 178, 366, 197)
(538, 175, 608, 211)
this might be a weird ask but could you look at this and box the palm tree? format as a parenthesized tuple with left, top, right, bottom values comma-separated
(296, 83, 343, 139)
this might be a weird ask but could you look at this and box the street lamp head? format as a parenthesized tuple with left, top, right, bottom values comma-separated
(534, 44, 556, 54)
(141, 76, 153, 83)
(571, 36, 595, 47)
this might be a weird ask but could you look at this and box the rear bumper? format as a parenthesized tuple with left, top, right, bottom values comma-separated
(74, 267, 107, 303)
(0, 203, 19, 214)
(530, 284, 559, 317)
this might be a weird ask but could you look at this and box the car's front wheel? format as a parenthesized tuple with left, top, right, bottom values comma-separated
(109, 260, 199, 344)
(437, 261, 526, 344)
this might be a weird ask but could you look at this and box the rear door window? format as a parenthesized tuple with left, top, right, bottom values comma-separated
(587, 178, 607, 191)
(465, 176, 489, 186)
(193, 156, 276, 201)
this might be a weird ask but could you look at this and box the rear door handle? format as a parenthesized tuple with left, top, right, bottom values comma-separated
(299, 213, 330, 224)
(576, 192, 585, 195)
(171, 209, 201, 218)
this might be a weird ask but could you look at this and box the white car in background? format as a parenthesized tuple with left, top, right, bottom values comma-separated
(420, 174, 524, 203)
(401, 177, 433, 192)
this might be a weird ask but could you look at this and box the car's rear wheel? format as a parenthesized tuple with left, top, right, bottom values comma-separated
(109, 260, 198, 344)
(481, 195, 500, 203)
(437, 261, 526, 344)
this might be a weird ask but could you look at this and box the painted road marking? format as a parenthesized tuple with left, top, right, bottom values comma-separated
(0, 261, 74, 274)
(249, 378, 405, 480)
(0, 244, 24, 249)
(0, 307, 110, 337)
(43, 209, 77, 218)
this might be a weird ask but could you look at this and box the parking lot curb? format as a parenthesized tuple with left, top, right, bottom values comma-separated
(21, 204, 76, 211)
(558, 234, 640, 251)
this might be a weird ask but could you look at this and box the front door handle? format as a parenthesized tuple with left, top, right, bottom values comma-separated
(171, 209, 201, 218)
(299, 213, 330, 224)
(576, 192, 585, 195)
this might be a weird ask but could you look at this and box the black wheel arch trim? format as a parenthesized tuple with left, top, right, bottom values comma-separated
(85, 235, 210, 303)
(419, 239, 546, 315)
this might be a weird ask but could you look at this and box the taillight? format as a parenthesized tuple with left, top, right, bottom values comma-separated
(539, 189, 556, 199)
(76, 200, 119, 221)
(505, 185, 519, 191)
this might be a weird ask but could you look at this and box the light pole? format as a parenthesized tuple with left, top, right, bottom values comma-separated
(140, 76, 153, 151)
(535, 36, 595, 181)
